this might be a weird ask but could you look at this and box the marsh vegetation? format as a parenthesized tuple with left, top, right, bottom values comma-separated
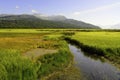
(0, 29, 120, 80)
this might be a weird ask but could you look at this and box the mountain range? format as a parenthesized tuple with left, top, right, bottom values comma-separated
(0, 14, 100, 29)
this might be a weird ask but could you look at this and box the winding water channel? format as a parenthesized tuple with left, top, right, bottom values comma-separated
(69, 44, 120, 80)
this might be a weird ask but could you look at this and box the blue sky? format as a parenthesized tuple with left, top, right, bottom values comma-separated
(0, 0, 120, 28)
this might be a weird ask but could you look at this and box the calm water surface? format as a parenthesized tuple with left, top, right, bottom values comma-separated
(69, 44, 120, 80)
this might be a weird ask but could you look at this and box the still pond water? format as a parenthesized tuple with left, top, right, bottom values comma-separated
(69, 44, 120, 80)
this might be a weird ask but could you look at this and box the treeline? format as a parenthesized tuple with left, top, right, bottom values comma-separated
(0, 19, 80, 29)
(0, 15, 100, 29)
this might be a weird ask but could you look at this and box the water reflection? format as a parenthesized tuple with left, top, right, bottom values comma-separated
(69, 44, 120, 80)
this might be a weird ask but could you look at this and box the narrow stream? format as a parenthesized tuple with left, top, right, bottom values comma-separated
(69, 44, 120, 80)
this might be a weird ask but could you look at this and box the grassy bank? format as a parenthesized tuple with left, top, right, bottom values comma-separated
(37, 41, 73, 79)
(65, 32, 120, 68)
(0, 29, 73, 80)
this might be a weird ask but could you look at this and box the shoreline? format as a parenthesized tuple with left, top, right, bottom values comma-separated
(64, 37, 120, 70)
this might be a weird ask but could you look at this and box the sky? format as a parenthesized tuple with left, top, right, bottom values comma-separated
(0, 0, 120, 28)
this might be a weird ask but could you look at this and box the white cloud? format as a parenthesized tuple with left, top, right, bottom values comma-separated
(31, 9, 38, 13)
(16, 6, 19, 9)
(66, 2, 120, 27)
(73, 2, 120, 15)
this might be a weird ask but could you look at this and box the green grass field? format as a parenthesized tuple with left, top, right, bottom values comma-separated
(67, 32, 120, 67)
(0, 29, 120, 80)
(0, 29, 73, 80)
